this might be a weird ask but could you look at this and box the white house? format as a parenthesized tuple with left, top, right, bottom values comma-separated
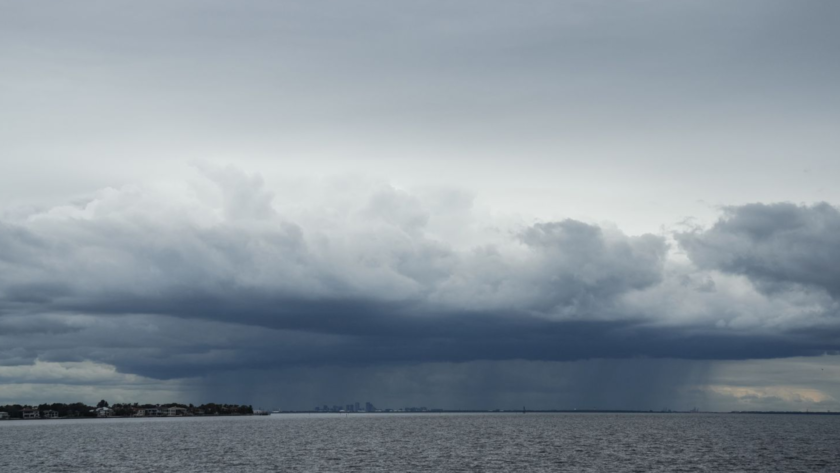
(167, 407, 187, 416)
(43, 410, 59, 419)
(136, 408, 164, 417)
(0, 412, 9, 420)
(96, 407, 112, 418)
(22, 409, 40, 419)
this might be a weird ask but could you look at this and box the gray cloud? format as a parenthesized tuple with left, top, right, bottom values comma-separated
(2, 0, 840, 409)
(2, 168, 840, 388)
(0, 166, 668, 321)
(678, 203, 840, 299)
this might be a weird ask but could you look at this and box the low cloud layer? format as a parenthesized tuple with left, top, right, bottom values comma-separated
(1, 167, 839, 407)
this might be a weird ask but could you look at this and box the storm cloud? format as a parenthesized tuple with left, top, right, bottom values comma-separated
(679, 203, 840, 299)
(1, 167, 839, 388)
(3, 0, 840, 410)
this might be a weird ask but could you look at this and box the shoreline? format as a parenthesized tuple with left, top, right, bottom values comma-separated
(3, 410, 839, 421)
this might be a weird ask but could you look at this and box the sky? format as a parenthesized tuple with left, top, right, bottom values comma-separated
(1, 0, 840, 411)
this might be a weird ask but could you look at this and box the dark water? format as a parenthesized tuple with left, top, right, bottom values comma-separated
(1, 413, 838, 472)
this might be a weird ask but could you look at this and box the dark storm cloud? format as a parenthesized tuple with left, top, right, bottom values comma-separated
(1, 0, 839, 410)
(678, 203, 840, 298)
(2, 169, 840, 383)
(6, 308, 834, 392)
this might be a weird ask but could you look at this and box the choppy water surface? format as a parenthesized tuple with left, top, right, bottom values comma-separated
(1, 413, 838, 472)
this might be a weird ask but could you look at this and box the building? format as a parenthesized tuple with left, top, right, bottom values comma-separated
(366, 402, 375, 412)
(0, 412, 9, 420)
(43, 410, 59, 419)
(167, 407, 187, 416)
(136, 408, 163, 417)
(136, 407, 188, 417)
(96, 407, 112, 417)
(22, 409, 40, 419)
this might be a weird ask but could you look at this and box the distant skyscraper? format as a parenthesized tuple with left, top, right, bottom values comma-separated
(366, 402, 374, 412)
(355, 402, 360, 412)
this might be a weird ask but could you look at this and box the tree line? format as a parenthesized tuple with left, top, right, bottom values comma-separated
(0, 400, 254, 418)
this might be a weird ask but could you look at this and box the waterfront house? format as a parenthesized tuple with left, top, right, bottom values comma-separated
(96, 407, 112, 418)
(136, 408, 164, 417)
(22, 409, 40, 419)
(167, 407, 187, 416)
(43, 410, 59, 419)
(0, 412, 9, 420)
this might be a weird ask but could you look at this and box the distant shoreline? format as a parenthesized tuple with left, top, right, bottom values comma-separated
(3, 410, 838, 421)
(0, 413, 255, 422)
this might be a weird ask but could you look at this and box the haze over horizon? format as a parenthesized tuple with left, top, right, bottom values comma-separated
(2, 0, 840, 412)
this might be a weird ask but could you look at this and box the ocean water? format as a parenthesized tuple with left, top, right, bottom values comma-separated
(1, 413, 838, 472)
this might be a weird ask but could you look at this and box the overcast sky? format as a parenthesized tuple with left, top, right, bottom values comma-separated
(1, 0, 839, 411)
